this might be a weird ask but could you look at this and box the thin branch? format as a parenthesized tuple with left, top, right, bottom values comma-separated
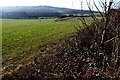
(72, 1, 88, 28)
(98, 0, 104, 12)
(93, 0, 104, 18)
(79, 0, 87, 25)
(86, 0, 100, 29)
(104, 35, 119, 44)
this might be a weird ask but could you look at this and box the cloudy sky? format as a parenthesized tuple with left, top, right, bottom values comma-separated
(0, 0, 119, 10)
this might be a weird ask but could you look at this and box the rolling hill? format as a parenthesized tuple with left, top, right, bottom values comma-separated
(1, 6, 98, 19)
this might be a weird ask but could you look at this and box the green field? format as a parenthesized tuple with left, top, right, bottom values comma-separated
(2, 18, 87, 66)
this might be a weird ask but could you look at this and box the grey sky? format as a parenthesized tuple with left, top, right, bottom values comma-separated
(0, 0, 119, 10)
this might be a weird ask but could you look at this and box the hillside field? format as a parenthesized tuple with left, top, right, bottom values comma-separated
(2, 18, 79, 67)
(2, 18, 92, 73)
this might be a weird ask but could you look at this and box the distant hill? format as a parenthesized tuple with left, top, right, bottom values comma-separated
(0, 6, 98, 19)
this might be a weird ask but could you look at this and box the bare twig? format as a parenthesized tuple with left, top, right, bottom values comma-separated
(104, 35, 119, 44)
(72, 1, 88, 28)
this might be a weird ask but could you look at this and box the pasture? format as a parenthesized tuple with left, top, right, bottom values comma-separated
(2, 18, 85, 66)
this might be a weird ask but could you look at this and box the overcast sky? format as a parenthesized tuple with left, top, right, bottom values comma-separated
(0, 0, 119, 10)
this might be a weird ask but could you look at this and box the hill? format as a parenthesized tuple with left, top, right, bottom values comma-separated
(1, 6, 98, 19)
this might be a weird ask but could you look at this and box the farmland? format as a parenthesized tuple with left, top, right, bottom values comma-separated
(2, 18, 91, 68)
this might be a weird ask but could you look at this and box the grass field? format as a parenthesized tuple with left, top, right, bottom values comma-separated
(2, 18, 87, 66)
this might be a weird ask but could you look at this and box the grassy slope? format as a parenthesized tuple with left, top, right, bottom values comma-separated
(2, 18, 84, 66)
